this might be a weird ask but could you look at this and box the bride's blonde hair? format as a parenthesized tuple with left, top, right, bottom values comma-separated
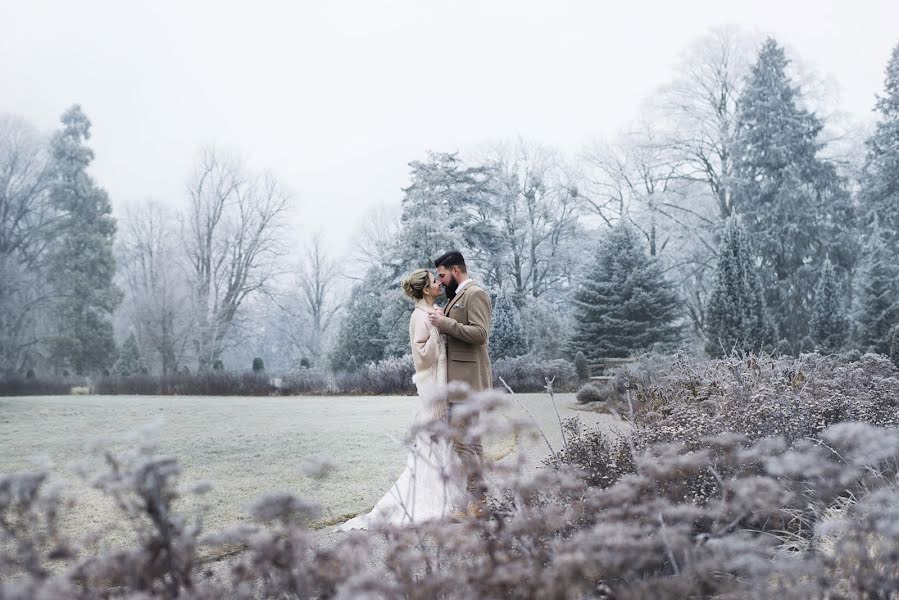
(402, 269, 431, 300)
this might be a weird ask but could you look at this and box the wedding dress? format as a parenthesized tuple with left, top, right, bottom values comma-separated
(337, 303, 464, 530)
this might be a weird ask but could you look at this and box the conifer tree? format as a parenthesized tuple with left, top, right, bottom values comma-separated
(570, 223, 681, 360)
(810, 258, 848, 352)
(489, 292, 528, 360)
(731, 38, 853, 350)
(46, 105, 121, 374)
(704, 218, 773, 357)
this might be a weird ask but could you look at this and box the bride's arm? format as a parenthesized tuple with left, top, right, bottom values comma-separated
(411, 311, 439, 368)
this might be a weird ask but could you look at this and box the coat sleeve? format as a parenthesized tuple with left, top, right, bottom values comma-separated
(411, 311, 439, 368)
(438, 288, 491, 346)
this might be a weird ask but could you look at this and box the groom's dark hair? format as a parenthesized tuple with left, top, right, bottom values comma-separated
(434, 251, 467, 273)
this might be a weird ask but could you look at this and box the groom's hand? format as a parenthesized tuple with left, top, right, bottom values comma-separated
(429, 311, 446, 328)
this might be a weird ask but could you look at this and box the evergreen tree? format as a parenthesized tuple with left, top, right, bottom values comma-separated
(704, 218, 774, 357)
(329, 285, 386, 371)
(860, 43, 899, 245)
(113, 332, 146, 376)
(389, 152, 501, 279)
(731, 39, 854, 351)
(574, 351, 589, 382)
(378, 288, 415, 358)
(853, 227, 899, 355)
(570, 223, 682, 360)
(489, 292, 528, 360)
(810, 258, 848, 352)
(46, 105, 121, 374)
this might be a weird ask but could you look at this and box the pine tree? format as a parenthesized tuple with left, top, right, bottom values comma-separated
(853, 227, 899, 355)
(704, 218, 773, 357)
(329, 285, 386, 371)
(570, 223, 682, 360)
(810, 258, 848, 352)
(46, 105, 121, 375)
(489, 292, 528, 360)
(113, 332, 146, 376)
(860, 43, 899, 244)
(731, 38, 853, 351)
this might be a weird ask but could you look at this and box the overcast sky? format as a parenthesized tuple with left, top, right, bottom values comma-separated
(2, 1, 898, 258)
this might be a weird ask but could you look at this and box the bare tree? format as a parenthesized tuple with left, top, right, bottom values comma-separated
(0, 114, 56, 372)
(480, 139, 581, 299)
(183, 148, 290, 371)
(117, 200, 191, 374)
(347, 202, 401, 276)
(654, 26, 759, 220)
(278, 233, 340, 366)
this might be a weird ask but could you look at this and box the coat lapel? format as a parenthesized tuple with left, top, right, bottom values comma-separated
(444, 282, 472, 315)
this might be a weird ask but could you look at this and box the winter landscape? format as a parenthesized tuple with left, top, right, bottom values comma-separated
(3, 1, 899, 598)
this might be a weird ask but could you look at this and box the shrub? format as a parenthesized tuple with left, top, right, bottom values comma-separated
(575, 383, 604, 404)
(492, 355, 579, 392)
(3, 392, 899, 598)
(335, 355, 416, 395)
(574, 351, 588, 382)
(212, 359, 224, 371)
(25, 369, 35, 379)
(252, 357, 265, 372)
(94, 372, 280, 396)
(544, 416, 636, 488)
(0, 375, 73, 396)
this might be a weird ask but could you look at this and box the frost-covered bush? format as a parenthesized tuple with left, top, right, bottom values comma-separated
(492, 355, 579, 392)
(94, 371, 279, 396)
(0, 374, 73, 396)
(575, 383, 604, 404)
(336, 354, 417, 395)
(4, 397, 899, 599)
(544, 417, 635, 489)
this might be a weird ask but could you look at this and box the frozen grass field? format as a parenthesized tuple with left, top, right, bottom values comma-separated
(0, 393, 615, 548)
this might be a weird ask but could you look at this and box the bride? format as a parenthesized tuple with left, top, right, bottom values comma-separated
(337, 269, 465, 530)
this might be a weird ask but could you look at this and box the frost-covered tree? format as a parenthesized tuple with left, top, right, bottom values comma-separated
(114, 332, 146, 376)
(184, 148, 289, 371)
(520, 296, 571, 359)
(378, 287, 414, 358)
(853, 227, 899, 355)
(389, 152, 501, 281)
(704, 218, 773, 357)
(329, 285, 385, 371)
(570, 223, 682, 360)
(489, 292, 528, 360)
(859, 43, 899, 245)
(731, 38, 854, 352)
(810, 258, 848, 353)
(483, 140, 581, 298)
(118, 200, 190, 374)
(46, 105, 121, 375)
(0, 114, 55, 373)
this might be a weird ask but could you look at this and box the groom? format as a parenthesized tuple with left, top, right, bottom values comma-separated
(429, 250, 492, 517)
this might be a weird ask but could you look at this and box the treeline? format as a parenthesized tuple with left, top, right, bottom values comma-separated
(2, 29, 899, 381)
(330, 34, 899, 368)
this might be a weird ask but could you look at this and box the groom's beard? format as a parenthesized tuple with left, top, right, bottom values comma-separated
(443, 278, 459, 300)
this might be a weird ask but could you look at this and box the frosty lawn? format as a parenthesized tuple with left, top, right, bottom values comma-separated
(0, 392, 613, 546)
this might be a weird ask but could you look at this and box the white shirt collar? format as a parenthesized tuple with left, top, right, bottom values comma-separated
(455, 278, 472, 294)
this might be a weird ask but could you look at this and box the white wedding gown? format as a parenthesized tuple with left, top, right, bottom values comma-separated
(337, 305, 465, 530)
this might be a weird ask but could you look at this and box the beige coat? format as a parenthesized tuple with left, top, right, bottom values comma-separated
(436, 282, 493, 394)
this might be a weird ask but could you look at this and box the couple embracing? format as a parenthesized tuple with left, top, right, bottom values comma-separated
(338, 251, 493, 530)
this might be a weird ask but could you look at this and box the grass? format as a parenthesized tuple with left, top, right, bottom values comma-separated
(0, 392, 612, 549)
